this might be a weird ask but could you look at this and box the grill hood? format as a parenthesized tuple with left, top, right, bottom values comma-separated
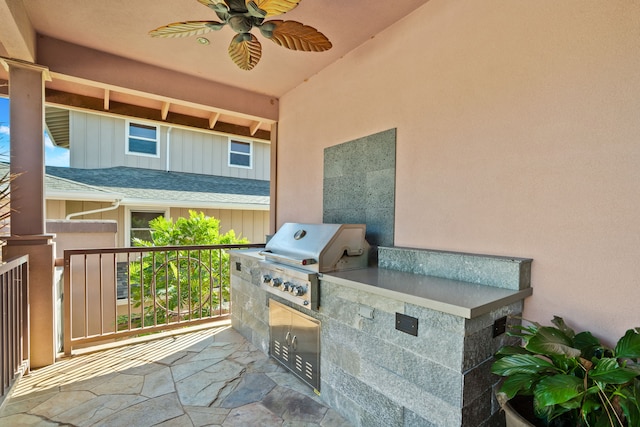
(261, 223, 369, 272)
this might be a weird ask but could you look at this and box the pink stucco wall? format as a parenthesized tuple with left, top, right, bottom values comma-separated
(276, 1, 640, 342)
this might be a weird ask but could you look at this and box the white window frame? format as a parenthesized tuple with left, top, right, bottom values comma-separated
(126, 120, 160, 158)
(125, 207, 169, 247)
(228, 138, 253, 169)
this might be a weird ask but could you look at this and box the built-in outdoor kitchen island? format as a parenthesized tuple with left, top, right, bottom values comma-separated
(230, 224, 532, 427)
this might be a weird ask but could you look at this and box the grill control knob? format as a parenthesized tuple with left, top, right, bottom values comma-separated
(262, 275, 272, 283)
(292, 285, 307, 296)
(283, 281, 292, 291)
(272, 278, 283, 288)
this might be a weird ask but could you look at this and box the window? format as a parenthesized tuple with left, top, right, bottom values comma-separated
(130, 210, 164, 245)
(127, 122, 158, 156)
(229, 139, 252, 168)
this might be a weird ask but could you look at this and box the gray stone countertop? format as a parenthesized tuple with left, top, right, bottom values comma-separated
(229, 249, 533, 319)
(321, 267, 532, 319)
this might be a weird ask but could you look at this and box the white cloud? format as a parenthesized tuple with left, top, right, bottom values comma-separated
(45, 146, 70, 167)
(0, 125, 9, 136)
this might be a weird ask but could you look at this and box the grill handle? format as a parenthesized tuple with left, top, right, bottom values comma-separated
(259, 251, 317, 267)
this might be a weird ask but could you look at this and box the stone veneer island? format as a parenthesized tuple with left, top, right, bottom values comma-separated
(230, 246, 532, 427)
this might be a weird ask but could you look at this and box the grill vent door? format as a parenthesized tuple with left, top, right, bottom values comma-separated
(269, 299, 320, 391)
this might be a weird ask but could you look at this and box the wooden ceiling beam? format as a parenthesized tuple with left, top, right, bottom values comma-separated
(45, 88, 271, 141)
(103, 88, 110, 110)
(209, 112, 220, 129)
(249, 120, 262, 136)
(161, 101, 170, 120)
(0, 0, 36, 62)
(38, 36, 279, 121)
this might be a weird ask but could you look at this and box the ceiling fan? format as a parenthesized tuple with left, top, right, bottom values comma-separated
(149, 0, 332, 71)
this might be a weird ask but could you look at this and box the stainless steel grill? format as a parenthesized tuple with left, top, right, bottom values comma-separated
(259, 223, 369, 311)
(261, 223, 369, 393)
(260, 223, 369, 310)
(261, 223, 369, 273)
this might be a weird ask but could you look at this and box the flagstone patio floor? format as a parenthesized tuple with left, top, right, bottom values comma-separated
(0, 322, 351, 426)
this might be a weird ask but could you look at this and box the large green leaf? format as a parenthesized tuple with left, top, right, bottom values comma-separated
(549, 353, 581, 373)
(628, 363, 640, 375)
(506, 323, 539, 341)
(618, 378, 640, 426)
(574, 331, 603, 358)
(533, 396, 578, 423)
(526, 326, 581, 358)
(535, 375, 584, 406)
(533, 397, 554, 422)
(551, 316, 576, 339)
(499, 373, 537, 399)
(492, 354, 559, 376)
(590, 358, 639, 384)
(615, 328, 640, 359)
(580, 398, 621, 427)
(580, 397, 602, 415)
(495, 345, 531, 357)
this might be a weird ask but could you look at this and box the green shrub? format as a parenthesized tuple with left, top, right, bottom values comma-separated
(128, 211, 248, 325)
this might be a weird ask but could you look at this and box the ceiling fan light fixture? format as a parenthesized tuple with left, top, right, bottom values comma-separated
(150, 0, 332, 70)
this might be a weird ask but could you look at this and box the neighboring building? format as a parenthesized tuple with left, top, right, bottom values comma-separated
(43, 107, 270, 244)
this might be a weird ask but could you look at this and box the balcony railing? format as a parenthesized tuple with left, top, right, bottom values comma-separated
(0, 255, 29, 406)
(63, 244, 263, 355)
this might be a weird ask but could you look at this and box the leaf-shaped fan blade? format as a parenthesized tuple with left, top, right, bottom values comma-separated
(198, 0, 230, 20)
(149, 21, 224, 38)
(197, 0, 228, 10)
(263, 20, 332, 52)
(228, 33, 262, 70)
(253, 0, 301, 18)
(246, 1, 267, 18)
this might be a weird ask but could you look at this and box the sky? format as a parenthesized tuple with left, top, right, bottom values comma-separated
(0, 97, 70, 167)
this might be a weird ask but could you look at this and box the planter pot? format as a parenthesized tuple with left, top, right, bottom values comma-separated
(503, 399, 535, 427)
(498, 394, 538, 427)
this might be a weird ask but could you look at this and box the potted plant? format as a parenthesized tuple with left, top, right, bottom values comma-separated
(491, 316, 640, 426)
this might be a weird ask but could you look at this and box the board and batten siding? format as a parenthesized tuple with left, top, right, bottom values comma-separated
(69, 111, 270, 180)
(53, 203, 269, 246)
(45, 200, 66, 220)
(168, 128, 269, 180)
(70, 112, 165, 170)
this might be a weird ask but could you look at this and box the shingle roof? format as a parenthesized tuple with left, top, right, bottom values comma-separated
(1, 162, 120, 201)
(46, 173, 121, 197)
(45, 166, 270, 208)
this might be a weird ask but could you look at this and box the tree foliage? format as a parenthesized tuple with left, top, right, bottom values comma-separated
(127, 211, 248, 326)
(133, 210, 248, 247)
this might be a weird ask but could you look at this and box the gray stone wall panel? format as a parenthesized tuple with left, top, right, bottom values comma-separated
(461, 388, 494, 427)
(378, 247, 532, 290)
(358, 356, 462, 426)
(401, 350, 463, 407)
(329, 364, 404, 427)
(320, 279, 405, 315)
